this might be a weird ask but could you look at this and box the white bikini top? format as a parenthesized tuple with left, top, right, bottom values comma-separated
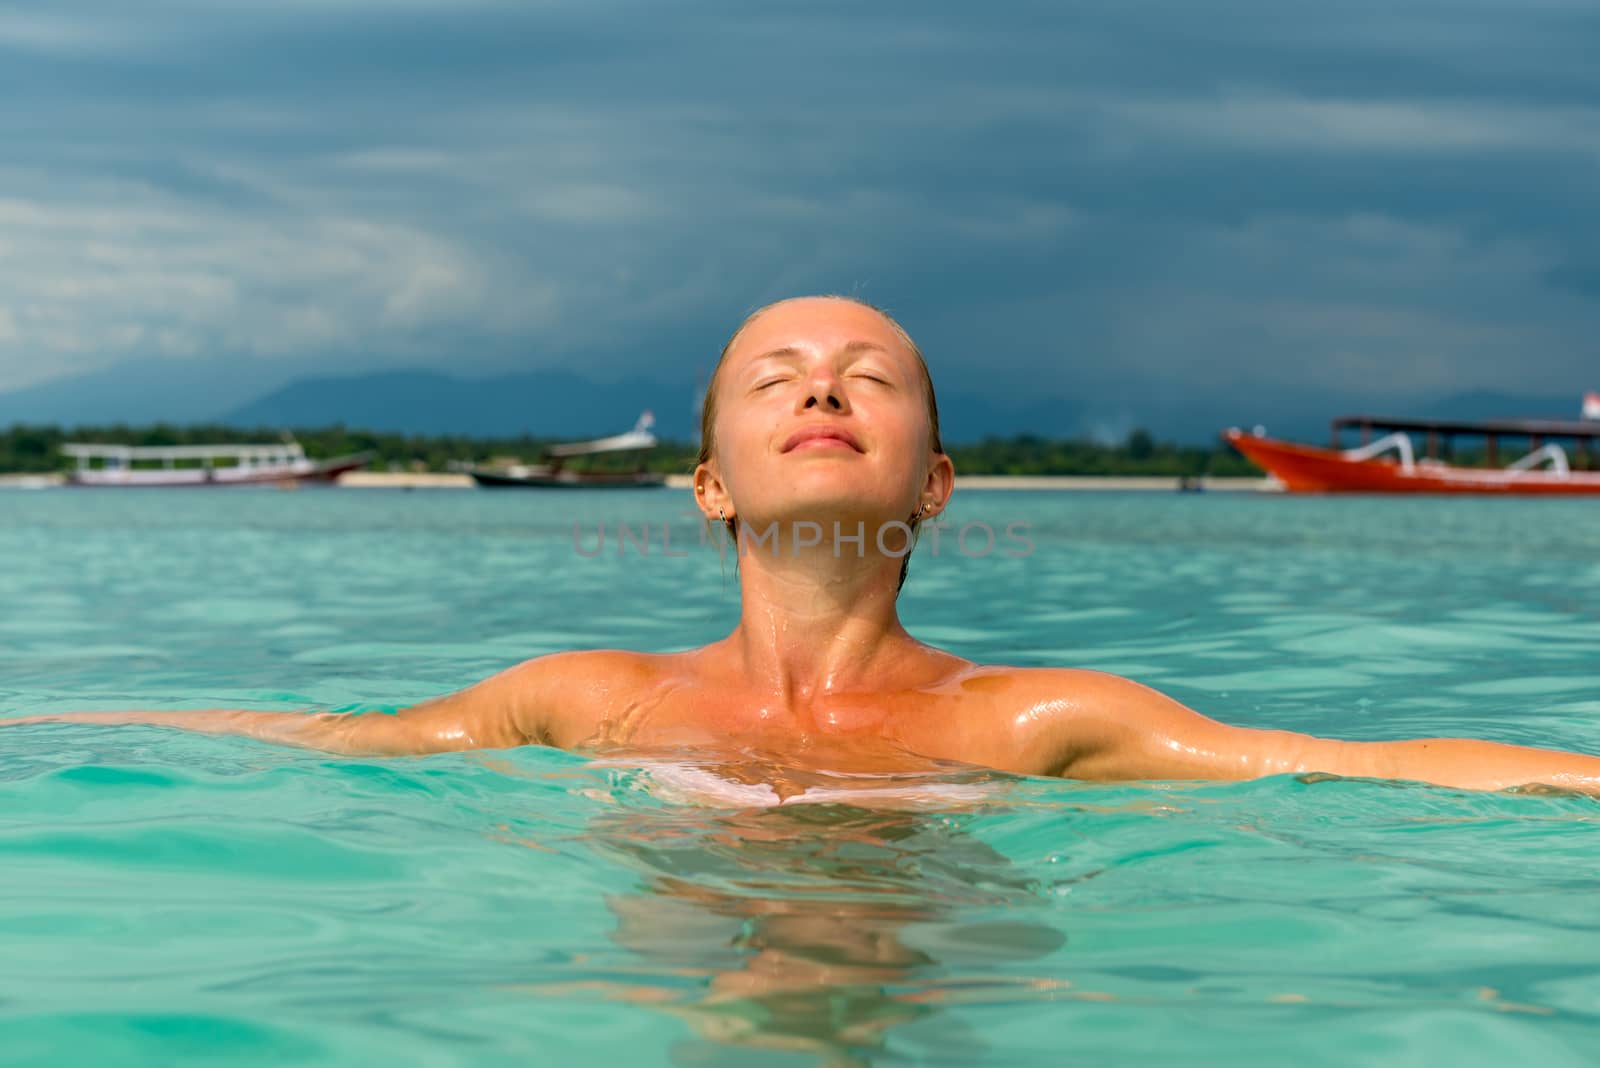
(600, 758, 997, 809)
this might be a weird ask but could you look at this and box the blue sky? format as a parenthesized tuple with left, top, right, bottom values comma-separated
(1, 0, 1597, 436)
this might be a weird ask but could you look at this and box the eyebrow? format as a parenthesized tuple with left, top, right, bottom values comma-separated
(745, 340, 891, 366)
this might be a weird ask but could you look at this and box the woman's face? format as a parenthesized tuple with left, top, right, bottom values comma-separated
(701, 297, 944, 531)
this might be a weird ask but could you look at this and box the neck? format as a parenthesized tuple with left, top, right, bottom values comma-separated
(723, 520, 920, 702)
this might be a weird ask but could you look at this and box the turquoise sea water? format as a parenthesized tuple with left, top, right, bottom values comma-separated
(1, 488, 1598, 1066)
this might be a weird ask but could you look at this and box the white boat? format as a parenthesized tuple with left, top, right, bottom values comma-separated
(63, 440, 374, 487)
(467, 412, 667, 489)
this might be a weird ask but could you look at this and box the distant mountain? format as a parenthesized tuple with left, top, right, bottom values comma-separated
(0, 357, 308, 427)
(225, 368, 704, 440)
(2, 356, 1589, 446)
(225, 367, 1097, 444)
(232, 368, 1580, 446)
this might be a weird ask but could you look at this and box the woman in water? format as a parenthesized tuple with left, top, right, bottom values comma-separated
(8, 296, 1600, 795)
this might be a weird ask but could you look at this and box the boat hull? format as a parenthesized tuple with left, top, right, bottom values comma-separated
(66, 452, 374, 488)
(1224, 430, 1600, 495)
(470, 469, 667, 489)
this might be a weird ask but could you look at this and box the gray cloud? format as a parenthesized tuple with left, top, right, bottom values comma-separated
(0, 0, 1596, 430)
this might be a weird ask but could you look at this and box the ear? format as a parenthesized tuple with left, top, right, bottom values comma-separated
(918, 452, 955, 519)
(693, 462, 734, 521)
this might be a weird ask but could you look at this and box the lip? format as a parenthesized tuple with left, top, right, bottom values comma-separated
(781, 425, 863, 453)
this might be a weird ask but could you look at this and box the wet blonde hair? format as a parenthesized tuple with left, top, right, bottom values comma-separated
(696, 296, 945, 591)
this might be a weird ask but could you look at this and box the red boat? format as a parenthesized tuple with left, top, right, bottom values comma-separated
(1225, 413, 1600, 495)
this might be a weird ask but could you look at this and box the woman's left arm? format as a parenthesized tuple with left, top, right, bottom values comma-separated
(1052, 671, 1600, 793)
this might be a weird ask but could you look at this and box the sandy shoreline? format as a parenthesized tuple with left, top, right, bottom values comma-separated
(332, 472, 1276, 492)
(1, 471, 1276, 492)
(335, 471, 477, 489)
(921, 475, 1274, 492)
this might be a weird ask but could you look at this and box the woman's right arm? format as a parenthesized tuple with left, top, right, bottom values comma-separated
(0, 654, 572, 756)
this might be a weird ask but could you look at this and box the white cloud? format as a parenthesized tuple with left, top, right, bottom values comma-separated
(1089, 90, 1600, 158)
(515, 184, 658, 225)
(2, 0, 1597, 419)
(0, 171, 566, 389)
(0, 11, 151, 53)
(1098, 211, 1593, 396)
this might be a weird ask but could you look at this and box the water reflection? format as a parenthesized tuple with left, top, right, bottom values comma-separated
(586, 801, 1068, 1067)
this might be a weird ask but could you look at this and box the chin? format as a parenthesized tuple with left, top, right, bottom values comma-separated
(763, 490, 903, 529)
(733, 463, 912, 527)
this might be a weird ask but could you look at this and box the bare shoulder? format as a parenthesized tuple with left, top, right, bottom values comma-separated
(514, 647, 671, 686)
(953, 666, 1215, 773)
(1007, 665, 1275, 780)
(1004, 666, 1215, 727)
(965, 664, 1167, 706)
(504, 647, 683, 747)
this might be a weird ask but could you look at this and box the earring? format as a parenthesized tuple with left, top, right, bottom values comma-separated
(719, 508, 726, 521)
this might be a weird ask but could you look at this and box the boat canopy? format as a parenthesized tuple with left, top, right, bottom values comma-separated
(1331, 414, 1600, 467)
(63, 442, 307, 466)
(1332, 415, 1600, 441)
(543, 411, 657, 458)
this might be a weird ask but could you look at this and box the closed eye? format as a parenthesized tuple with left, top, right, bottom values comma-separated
(752, 377, 790, 392)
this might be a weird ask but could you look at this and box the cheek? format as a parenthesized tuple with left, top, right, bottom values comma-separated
(889, 454, 929, 495)
(708, 412, 767, 490)
(723, 397, 791, 452)
(881, 405, 931, 457)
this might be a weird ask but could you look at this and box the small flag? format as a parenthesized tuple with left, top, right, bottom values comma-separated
(1584, 392, 1600, 421)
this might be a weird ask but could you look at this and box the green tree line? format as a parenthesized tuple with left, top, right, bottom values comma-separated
(0, 423, 1260, 477)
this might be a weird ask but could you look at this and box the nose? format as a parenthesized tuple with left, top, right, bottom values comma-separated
(799, 365, 849, 412)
